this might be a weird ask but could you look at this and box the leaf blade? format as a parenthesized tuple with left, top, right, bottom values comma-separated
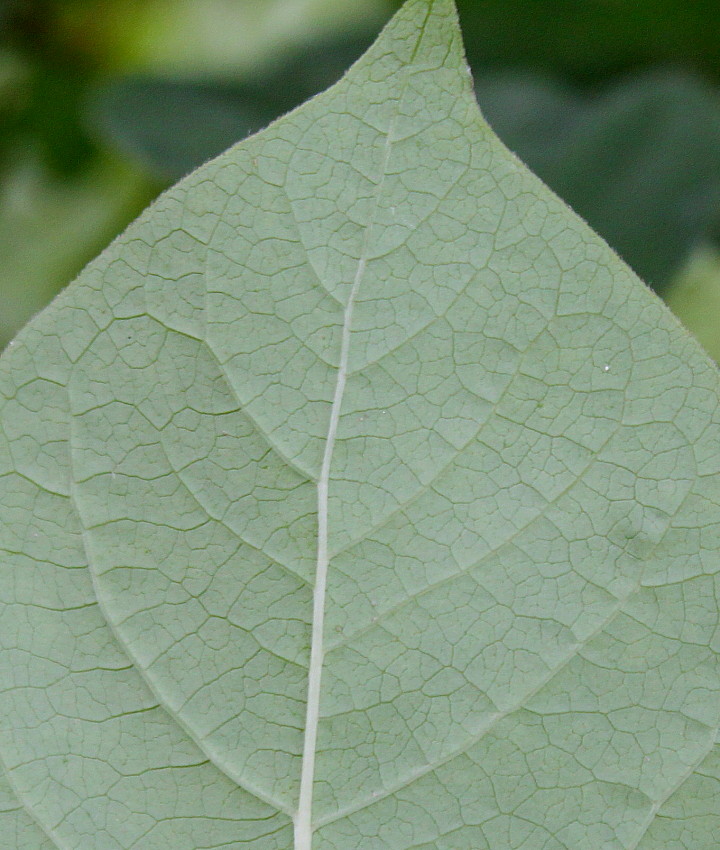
(2, 0, 720, 848)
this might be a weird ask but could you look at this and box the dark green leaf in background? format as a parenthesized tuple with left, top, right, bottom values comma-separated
(450, 0, 720, 83)
(91, 78, 281, 179)
(477, 69, 720, 293)
(88, 28, 377, 179)
(1, 0, 100, 176)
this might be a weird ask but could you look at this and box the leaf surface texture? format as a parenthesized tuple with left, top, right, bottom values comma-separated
(1, 1, 719, 847)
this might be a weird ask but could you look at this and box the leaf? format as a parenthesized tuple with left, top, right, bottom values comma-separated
(1, 1, 719, 848)
(0, 771, 54, 849)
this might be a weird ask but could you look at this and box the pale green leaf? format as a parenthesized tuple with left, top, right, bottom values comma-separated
(0, 771, 54, 849)
(1, 1, 720, 848)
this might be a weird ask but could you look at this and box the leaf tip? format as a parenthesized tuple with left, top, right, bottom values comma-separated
(383, 0, 466, 71)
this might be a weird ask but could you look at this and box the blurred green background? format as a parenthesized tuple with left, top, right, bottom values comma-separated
(2, 0, 720, 360)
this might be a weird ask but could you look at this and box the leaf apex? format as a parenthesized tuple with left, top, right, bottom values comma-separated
(384, 0, 465, 70)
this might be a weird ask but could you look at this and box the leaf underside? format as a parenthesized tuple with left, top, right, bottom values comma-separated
(1, 1, 719, 848)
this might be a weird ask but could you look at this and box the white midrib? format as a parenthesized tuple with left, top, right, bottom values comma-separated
(293, 257, 365, 850)
(293, 121, 397, 850)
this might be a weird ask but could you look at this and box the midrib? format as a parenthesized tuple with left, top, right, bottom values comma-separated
(293, 117, 398, 850)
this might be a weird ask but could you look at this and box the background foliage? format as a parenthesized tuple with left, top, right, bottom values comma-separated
(2, 0, 720, 360)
